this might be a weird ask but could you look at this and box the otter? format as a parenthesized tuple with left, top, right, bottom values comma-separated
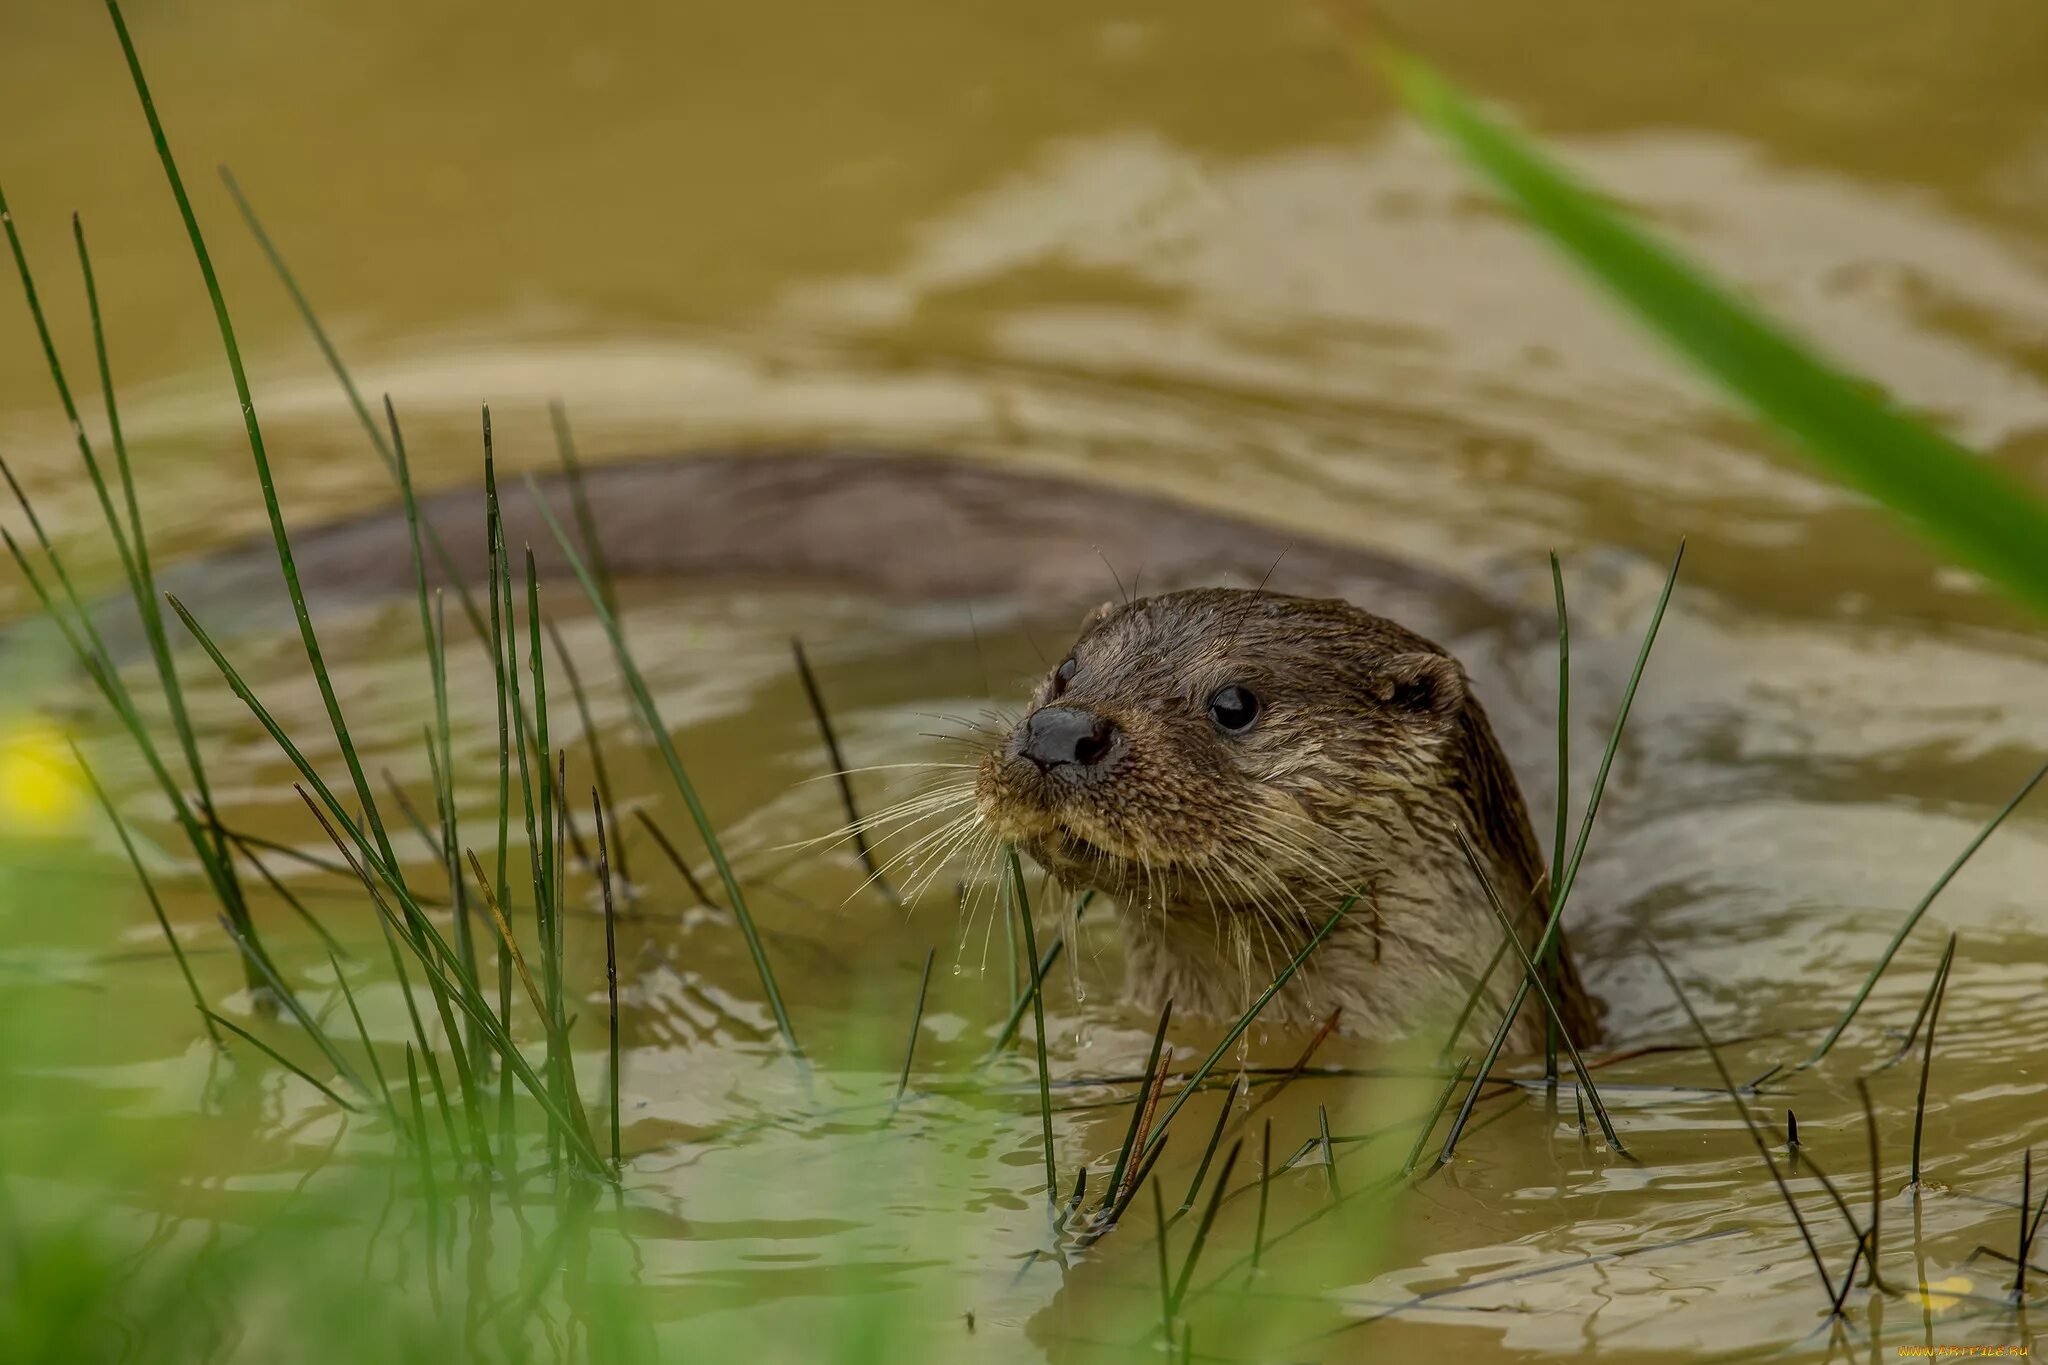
(977, 588, 1595, 1049)
(39, 445, 1592, 1049)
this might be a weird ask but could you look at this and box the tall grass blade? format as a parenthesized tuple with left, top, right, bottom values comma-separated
(484, 430, 516, 1157)
(1316, 1104, 1339, 1203)
(105, 0, 412, 903)
(1175, 1078, 1242, 1219)
(1151, 1181, 1175, 1349)
(1545, 551, 1568, 1081)
(596, 789, 622, 1168)
(1375, 42, 2048, 619)
(65, 212, 249, 940)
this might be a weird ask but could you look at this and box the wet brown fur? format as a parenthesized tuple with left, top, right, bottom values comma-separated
(977, 588, 1599, 1051)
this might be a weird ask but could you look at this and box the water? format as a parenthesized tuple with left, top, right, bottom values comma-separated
(3, 0, 2048, 1358)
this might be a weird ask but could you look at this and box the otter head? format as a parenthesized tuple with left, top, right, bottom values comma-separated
(975, 588, 1475, 925)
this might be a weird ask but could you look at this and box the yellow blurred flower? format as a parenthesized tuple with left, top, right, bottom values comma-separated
(0, 718, 86, 836)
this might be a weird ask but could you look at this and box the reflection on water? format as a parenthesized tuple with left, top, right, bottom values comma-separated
(3, 0, 2048, 1359)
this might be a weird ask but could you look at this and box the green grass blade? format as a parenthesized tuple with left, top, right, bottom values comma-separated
(484, 427, 517, 1159)
(1805, 763, 2045, 1066)
(524, 475, 803, 1060)
(1545, 551, 1568, 1080)
(1174, 1078, 1241, 1219)
(596, 789, 622, 1167)
(1377, 44, 2048, 619)
(1005, 847, 1058, 1208)
(104, 0, 411, 896)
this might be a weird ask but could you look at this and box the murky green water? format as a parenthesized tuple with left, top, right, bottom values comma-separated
(4, 1, 2048, 1359)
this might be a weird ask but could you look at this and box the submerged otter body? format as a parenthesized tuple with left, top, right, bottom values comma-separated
(77, 445, 1591, 1049)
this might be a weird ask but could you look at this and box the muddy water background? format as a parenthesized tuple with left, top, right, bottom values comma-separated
(5, 0, 2048, 1359)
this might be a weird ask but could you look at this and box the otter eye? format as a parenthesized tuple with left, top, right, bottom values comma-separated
(1208, 685, 1261, 733)
(1053, 657, 1078, 695)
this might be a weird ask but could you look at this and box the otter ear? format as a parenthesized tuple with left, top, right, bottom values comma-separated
(1367, 652, 1466, 725)
(1077, 599, 1118, 636)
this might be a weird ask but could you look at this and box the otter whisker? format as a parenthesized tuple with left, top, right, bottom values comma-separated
(797, 763, 980, 782)
(898, 812, 1001, 901)
(772, 784, 979, 856)
(842, 808, 987, 905)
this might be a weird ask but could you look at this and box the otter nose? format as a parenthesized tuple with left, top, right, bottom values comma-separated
(1018, 706, 1119, 771)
